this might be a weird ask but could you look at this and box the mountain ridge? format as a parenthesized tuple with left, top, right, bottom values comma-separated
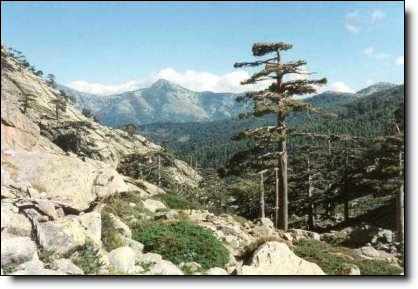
(62, 79, 398, 127)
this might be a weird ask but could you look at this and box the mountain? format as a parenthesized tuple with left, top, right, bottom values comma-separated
(65, 80, 398, 129)
(356, 82, 397, 97)
(64, 79, 242, 127)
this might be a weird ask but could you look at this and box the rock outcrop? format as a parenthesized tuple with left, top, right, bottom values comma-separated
(108, 247, 137, 274)
(1, 235, 38, 266)
(238, 242, 325, 275)
(0, 48, 202, 275)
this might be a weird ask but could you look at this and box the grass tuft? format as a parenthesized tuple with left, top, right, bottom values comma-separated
(292, 239, 403, 275)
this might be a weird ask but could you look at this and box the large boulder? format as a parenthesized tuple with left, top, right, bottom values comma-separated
(141, 199, 166, 213)
(204, 267, 229, 275)
(137, 179, 166, 196)
(1, 235, 38, 266)
(108, 247, 136, 274)
(145, 260, 184, 275)
(122, 237, 144, 257)
(36, 217, 87, 255)
(77, 211, 102, 244)
(107, 213, 132, 239)
(16, 259, 45, 272)
(371, 229, 394, 244)
(255, 218, 274, 229)
(138, 252, 163, 264)
(1, 203, 32, 237)
(2, 149, 129, 211)
(165, 159, 202, 188)
(52, 258, 84, 275)
(238, 241, 325, 275)
(11, 268, 66, 275)
(288, 229, 321, 241)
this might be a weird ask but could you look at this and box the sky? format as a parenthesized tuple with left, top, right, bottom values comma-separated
(1, 1, 404, 95)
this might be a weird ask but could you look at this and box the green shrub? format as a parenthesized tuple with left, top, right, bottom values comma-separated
(293, 239, 347, 275)
(133, 221, 229, 269)
(1, 265, 17, 274)
(356, 259, 403, 275)
(293, 239, 403, 275)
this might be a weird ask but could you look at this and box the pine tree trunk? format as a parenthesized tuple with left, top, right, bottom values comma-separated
(276, 57, 288, 231)
(260, 171, 265, 219)
(396, 184, 404, 244)
(307, 157, 315, 229)
(278, 141, 288, 231)
(344, 200, 349, 222)
(274, 168, 279, 228)
(343, 148, 349, 222)
(397, 151, 404, 243)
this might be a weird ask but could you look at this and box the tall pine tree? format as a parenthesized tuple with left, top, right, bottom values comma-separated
(231, 42, 327, 230)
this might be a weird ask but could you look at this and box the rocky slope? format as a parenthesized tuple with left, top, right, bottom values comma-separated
(0, 48, 202, 275)
(0, 48, 402, 276)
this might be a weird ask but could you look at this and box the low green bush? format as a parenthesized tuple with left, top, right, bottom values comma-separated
(356, 259, 403, 275)
(293, 239, 346, 275)
(133, 221, 229, 269)
(1, 265, 17, 274)
(293, 239, 403, 275)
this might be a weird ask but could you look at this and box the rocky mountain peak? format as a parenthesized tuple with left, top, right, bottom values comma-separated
(149, 79, 185, 92)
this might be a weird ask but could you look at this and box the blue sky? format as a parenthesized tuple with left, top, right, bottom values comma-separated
(1, 1, 404, 95)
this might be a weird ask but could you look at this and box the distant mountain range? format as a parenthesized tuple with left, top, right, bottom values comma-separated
(139, 83, 404, 168)
(61, 80, 400, 127)
(61, 79, 241, 126)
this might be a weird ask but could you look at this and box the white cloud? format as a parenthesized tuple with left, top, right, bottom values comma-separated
(68, 80, 147, 96)
(396, 56, 404, 66)
(156, 68, 262, 93)
(371, 9, 385, 23)
(329, 81, 354, 93)
(68, 68, 272, 95)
